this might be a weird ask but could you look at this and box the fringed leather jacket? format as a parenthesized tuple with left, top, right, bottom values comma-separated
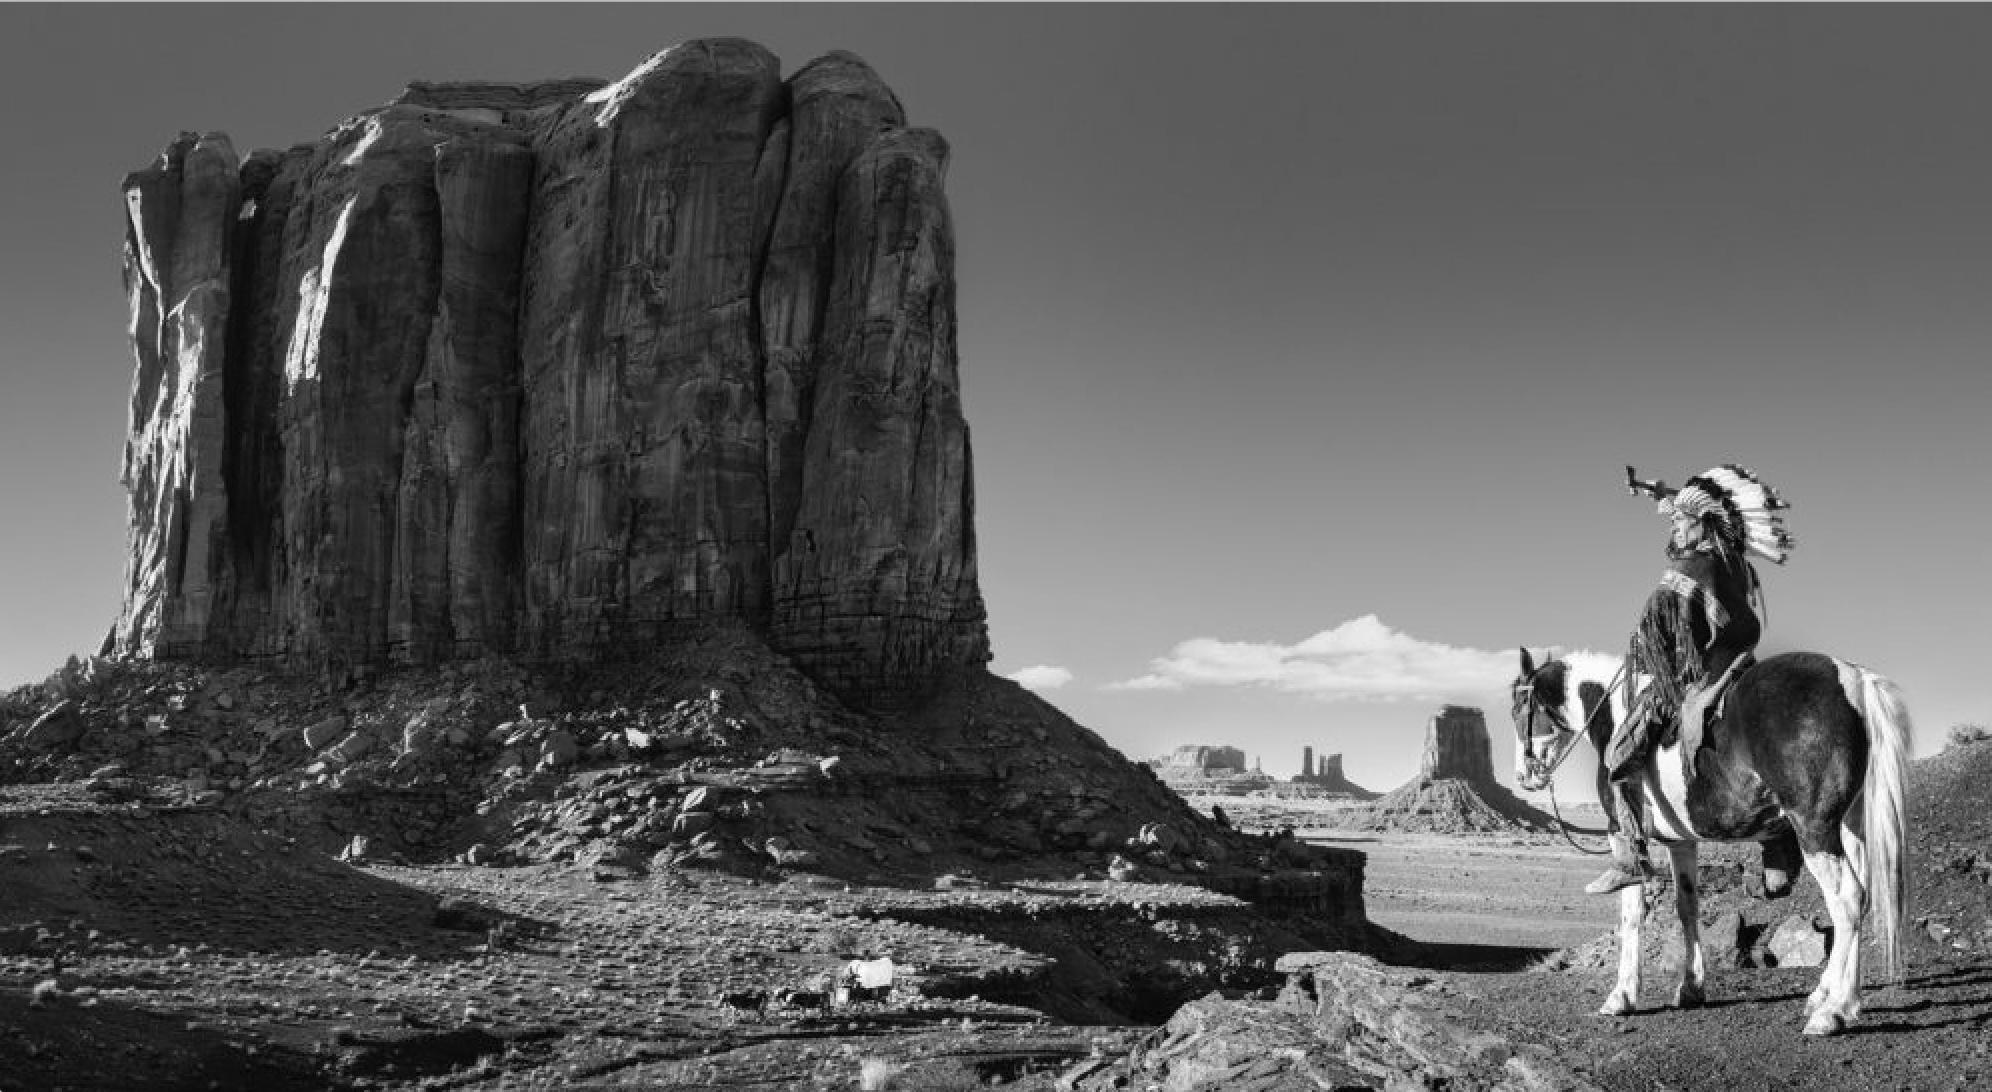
(1629, 547, 1761, 711)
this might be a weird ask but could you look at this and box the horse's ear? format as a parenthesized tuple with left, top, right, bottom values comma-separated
(1518, 647, 1536, 676)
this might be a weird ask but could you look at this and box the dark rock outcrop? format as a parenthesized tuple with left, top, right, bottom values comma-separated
(1075, 951, 1602, 1091)
(114, 39, 988, 708)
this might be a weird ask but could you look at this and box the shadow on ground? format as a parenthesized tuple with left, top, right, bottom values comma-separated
(1, 804, 554, 963)
(0, 987, 335, 1092)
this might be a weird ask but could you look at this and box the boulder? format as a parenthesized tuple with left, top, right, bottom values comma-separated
(1132, 822, 1184, 855)
(303, 716, 348, 750)
(673, 811, 716, 838)
(537, 730, 578, 768)
(324, 732, 374, 766)
(1703, 909, 1746, 968)
(24, 701, 84, 746)
(1766, 914, 1829, 968)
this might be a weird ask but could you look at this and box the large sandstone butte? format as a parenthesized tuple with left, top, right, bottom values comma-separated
(1419, 705, 1496, 784)
(114, 40, 987, 708)
(1343, 704, 1552, 834)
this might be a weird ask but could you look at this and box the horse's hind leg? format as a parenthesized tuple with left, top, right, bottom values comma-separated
(1600, 837, 1647, 1016)
(1666, 842, 1706, 1008)
(1799, 848, 1868, 1036)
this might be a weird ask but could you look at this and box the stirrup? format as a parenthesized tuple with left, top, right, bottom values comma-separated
(1585, 864, 1650, 896)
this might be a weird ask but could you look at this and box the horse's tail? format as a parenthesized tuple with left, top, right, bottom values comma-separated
(1854, 666, 1913, 983)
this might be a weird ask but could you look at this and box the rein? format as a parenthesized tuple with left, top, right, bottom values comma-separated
(1547, 774, 1613, 855)
(1519, 659, 1626, 856)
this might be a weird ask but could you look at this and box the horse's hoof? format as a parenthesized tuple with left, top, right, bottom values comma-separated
(1674, 985, 1705, 1009)
(1802, 1011, 1847, 1037)
(1598, 996, 1637, 1017)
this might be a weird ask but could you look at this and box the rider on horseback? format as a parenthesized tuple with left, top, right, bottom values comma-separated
(1588, 465, 1795, 895)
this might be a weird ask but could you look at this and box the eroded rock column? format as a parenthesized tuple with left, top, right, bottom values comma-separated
(118, 132, 241, 658)
(773, 128, 990, 704)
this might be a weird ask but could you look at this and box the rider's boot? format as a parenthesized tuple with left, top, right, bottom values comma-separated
(1585, 777, 1655, 895)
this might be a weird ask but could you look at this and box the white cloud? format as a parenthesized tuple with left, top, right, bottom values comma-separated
(1006, 664, 1074, 691)
(1110, 614, 1514, 702)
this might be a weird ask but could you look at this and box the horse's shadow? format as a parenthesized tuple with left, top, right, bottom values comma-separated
(1844, 979, 1992, 1035)
(1846, 1011, 1992, 1035)
(1683, 989, 1809, 1011)
(1896, 966, 1992, 992)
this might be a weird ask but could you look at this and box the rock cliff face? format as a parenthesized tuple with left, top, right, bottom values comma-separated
(114, 40, 988, 708)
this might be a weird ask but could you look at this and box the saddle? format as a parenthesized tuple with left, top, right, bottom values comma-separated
(1679, 652, 1754, 780)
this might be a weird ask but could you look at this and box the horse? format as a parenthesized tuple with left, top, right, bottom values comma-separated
(1509, 647, 1912, 1036)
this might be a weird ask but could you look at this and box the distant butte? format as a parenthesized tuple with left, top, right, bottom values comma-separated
(1343, 706, 1554, 834)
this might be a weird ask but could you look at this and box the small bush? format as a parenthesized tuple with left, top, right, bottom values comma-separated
(1948, 723, 1992, 749)
(857, 1058, 904, 1090)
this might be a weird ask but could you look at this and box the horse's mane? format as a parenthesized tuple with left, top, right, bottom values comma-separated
(1559, 650, 1624, 690)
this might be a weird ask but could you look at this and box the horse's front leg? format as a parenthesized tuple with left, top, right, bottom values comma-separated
(1666, 841, 1705, 1008)
(1600, 833, 1647, 1016)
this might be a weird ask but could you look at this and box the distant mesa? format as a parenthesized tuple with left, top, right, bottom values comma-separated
(1147, 743, 1378, 801)
(1146, 745, 1273, 796)
(1340, 705, 1553, 834)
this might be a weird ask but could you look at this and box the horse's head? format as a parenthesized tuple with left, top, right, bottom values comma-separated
(1510, 647, 1573, 791)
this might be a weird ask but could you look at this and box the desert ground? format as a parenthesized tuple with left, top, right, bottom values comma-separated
(4, 659, 1989, 1091)
(1126, 791, 1992, 1092)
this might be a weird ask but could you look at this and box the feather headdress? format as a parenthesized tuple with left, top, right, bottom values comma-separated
(1665, 464, 1795, 565)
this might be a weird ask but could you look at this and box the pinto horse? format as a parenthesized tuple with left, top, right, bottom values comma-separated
(1510, 647, 1911, 1036)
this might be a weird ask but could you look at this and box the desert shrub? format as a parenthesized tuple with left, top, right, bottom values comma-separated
(1948, 723, 1992, 749)
(814, 924, 866, 958)
(856, 1058, 903, 1090)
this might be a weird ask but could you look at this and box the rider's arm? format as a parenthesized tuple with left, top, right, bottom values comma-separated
(1701, 564, 1760, 679)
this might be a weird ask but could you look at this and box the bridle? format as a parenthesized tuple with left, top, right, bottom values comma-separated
(1513, 659, 1627, 854)
(1511, 671, 1590, 789)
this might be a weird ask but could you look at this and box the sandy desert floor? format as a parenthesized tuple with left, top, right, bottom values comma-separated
(1309, 829, 1611, 953)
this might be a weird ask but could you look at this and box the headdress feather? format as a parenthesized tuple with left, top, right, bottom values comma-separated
(1667, 464, 1795, 565)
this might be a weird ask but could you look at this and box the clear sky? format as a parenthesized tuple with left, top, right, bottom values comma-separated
(1, 6, 1986, 796)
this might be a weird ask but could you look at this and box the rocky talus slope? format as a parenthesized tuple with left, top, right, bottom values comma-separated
(117, 42, 982, 709)
(1, 637, 1376, 1089)
(0, 634, 1363, 913)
